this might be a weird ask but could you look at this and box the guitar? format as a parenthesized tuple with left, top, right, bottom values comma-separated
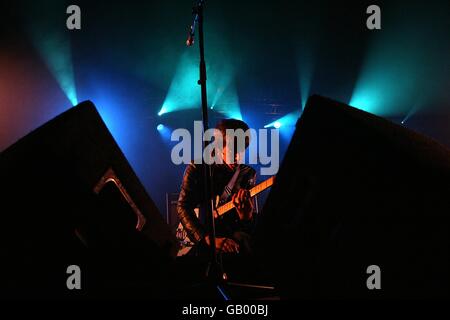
(176, 176, 275, 256)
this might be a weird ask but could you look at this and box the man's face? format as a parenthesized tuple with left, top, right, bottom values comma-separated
(222, 143, 238, 165)
(213, 128, 247, 166)
(221, 134, 244, 166)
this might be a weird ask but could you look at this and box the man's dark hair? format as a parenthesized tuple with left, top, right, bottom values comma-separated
(215, 118, 250, 152)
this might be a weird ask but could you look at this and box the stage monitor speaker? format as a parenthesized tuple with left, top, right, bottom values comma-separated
(0, 101, 178, 299)
(254, 95, 450, 299)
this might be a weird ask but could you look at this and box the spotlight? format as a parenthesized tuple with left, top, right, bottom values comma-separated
(158, 106, 167, 116)
(157, 124, 164, 131)
(264, 111, 300, 129)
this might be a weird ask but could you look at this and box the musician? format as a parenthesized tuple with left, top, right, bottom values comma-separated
(177, 119, 257, 256)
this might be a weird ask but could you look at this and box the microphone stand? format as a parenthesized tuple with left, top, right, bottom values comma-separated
(185, 1, 276, 300)
(187, 0, 226, 294)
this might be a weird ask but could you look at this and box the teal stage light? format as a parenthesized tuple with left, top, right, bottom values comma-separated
(25, 2, 78, 107)
(349, 2, 448, 117)
(158, 106, 168, 116)
(160, 35, 242, 120)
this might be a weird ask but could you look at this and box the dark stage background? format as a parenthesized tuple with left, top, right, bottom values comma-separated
(1, 0, 449, 216)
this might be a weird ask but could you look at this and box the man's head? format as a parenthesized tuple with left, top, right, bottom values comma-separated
(215, 118, 250, 165)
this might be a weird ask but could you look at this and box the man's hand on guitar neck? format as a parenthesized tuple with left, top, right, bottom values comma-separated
(232, 189, 253, 220)
(204, 235, 240, 253)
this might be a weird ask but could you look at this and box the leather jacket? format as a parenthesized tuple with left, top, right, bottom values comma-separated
(177, 162, 257, 244)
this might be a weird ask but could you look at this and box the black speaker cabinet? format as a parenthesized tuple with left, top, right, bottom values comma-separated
(0, 101, 178, 298)
(255, 95, 450, 299)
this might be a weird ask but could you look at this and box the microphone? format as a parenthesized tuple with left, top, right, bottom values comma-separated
(186, 11, 199, 47)
(186, 26, 195, 46)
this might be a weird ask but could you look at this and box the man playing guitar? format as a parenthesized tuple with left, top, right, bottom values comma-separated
(177, 119, 256, 256)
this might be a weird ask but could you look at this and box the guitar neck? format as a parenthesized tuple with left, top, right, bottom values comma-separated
(216, 176, 275, 217)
